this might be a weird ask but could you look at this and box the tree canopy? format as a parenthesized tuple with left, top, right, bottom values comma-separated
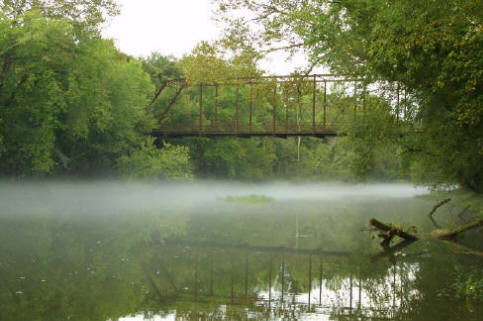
(215, 0, 483, 191)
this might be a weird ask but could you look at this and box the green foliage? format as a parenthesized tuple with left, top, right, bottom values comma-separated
(0, 11, 72, 174)
(0, 0, 119, 27)
(0, 10, 192, 178)
(216, 0, 483, 191)
(116, 141, 193, 180)
(143, 53, 182, 86)
(452, 266, 483, 301)
(342, 96, 403, 180)
(185, 137, 277, 180)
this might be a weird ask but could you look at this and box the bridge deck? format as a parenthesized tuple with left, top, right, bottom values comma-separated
(152, 123, 341, 138)
(152, 130, 338, 138)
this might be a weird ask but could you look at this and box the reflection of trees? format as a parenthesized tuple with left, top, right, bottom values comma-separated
(0, 204, 481, 321)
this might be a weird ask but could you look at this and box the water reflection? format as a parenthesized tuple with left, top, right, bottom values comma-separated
(137, 242, 421, 320)
(0, 182, 481, 321)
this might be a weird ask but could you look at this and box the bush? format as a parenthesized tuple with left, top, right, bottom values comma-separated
(116, 140, 193, 180)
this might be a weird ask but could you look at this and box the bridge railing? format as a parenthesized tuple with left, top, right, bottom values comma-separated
(151, 74, 368, 137)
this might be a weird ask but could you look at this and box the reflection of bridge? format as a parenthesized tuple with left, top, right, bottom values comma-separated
(143, 241, 410, 319)
(150, 74, 364, 138)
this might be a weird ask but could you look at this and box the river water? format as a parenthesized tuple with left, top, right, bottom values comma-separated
(0, 181, 481, 320)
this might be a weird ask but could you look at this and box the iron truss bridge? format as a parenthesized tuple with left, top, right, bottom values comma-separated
(149, 74, 368, 138)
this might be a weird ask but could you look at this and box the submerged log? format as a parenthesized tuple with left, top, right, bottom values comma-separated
(369, 200, 483, 258)
(369, 218, 418, 241)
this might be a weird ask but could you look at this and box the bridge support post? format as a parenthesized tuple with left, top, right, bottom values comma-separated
(285, 104, 289, 134)
(353, 83, 357, 120)
(215, 84, 218, 130)
(273, 83, 277, 136)
(323, 81, 327, 130)
(312, 75, 316, 135)
(235, 86, 239, 135)
(199, 84, 203, 136)
(396, 83, 400, 122)
(249, 85, 253, 133)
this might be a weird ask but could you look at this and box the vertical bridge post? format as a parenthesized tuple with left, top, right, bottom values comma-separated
(199, 84, 203, 136)
(323, 81, 327, 130)
(285, 97, 289, 134)
(214, 84, 218, 130)
(353, 83, 357, 120)
(312, 75, 316, 135)
(249, 83, 253, 133)
(396, 83, 400, 122)
(273, 82, 277, 136)
(235, 86, 239, 135)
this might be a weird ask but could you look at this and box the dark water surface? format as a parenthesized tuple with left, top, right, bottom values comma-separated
(0, 181, 481, 320)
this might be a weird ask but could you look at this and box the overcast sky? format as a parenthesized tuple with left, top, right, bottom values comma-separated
(101, 0, 310, 74)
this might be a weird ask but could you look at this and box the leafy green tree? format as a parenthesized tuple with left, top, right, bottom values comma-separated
(216, 0, 483, 191)
(0, 11, 71, 174)
(1, 0, 119, 27)
(0, 10, 194, 178)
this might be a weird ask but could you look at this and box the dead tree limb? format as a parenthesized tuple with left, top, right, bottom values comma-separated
(370, 218, 418, 242)
(428, 198, 451, 219)
(432, 219, 483, 240)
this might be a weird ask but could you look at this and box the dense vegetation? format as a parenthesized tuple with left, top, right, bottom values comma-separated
(217, 0, 483, 191)
(0, 1, 481, 192)
(0, 3, 191, 178)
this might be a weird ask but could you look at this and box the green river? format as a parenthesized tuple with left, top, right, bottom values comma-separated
(0, 181, 481, 320)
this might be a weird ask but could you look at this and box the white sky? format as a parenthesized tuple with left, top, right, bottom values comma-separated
(101, 0, 311, 74)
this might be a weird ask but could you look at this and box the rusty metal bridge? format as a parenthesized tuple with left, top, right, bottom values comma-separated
(150, 74, 368, 138)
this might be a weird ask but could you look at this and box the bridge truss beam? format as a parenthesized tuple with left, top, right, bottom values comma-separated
(151, 74, 368, 138)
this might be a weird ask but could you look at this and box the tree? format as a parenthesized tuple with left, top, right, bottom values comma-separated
(0, 10, 196, 178)
(215, 0, 483, 191)
(1, 0, 119, 27)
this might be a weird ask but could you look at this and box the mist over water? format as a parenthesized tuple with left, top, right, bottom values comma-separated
(1, 180, 481, 321)
(0, 180, 429, 217)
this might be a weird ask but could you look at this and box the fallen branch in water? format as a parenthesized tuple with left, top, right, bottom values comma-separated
(428, 198, 451, 218)
(370, 215, 483, 259)
(432, 219, 483, 240)
(428, 198, 451, 228)
(369, 218, 418, 248)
